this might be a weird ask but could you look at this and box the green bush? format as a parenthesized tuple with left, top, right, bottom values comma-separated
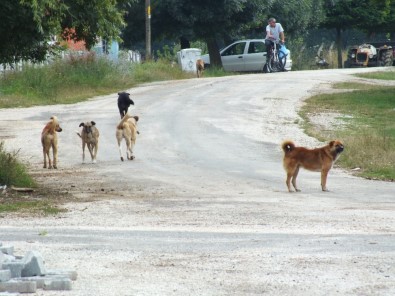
(0, 141, 36, 187)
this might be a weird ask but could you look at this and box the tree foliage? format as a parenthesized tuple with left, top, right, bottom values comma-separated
(122, 0, 324, 66)
(0, 0, 132, 64)
(321, 0, 393, 67)
(2, 0, 394, 68)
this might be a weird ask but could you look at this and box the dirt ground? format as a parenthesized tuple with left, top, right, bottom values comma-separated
(1, 68, 395, 296)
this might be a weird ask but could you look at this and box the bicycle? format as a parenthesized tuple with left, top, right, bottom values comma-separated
(265, 41, 287, 73)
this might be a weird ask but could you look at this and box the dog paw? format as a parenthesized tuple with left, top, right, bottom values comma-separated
(120, 157, 124, 161)
(129, 155, 135, 160)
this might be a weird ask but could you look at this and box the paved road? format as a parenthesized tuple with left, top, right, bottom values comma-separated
(1, 68, 394, 295)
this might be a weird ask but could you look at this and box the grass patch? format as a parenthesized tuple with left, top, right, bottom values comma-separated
(0, 141, 67, 215)
(332, 82, 387, 90)
(0, 141, 36, 187)
(203, 66, 234, 77)
(0, 54, 193, 108)
(0, 199, 66, 215)
(301, 85, 395, 181)
(355, 70, 395, 80)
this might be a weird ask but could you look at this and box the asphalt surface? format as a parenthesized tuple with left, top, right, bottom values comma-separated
(0, 68, 394, 295)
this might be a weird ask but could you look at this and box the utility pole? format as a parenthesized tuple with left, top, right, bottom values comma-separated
(145, 0, 151, 60)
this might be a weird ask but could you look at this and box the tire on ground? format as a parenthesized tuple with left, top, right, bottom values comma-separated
(379, 49, 393, 67)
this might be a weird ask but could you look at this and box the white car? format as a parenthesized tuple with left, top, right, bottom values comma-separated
(201, 39, 292, 72)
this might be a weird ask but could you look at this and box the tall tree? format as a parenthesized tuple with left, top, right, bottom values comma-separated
(268, 0, 324, 38)
(123, 0, 272, 66)
(122, 0, 323, 66)
(0, 0, 133, 64)
(321, 0, 392, 68)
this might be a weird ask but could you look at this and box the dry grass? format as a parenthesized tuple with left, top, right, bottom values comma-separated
(300, 83, 395, 181)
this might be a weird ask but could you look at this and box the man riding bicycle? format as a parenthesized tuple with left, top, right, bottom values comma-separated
(265, 17, 285, 57)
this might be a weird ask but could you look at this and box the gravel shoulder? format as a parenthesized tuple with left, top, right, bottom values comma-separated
(1, 68, 395, 296)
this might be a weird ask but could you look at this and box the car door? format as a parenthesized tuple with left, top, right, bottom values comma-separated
(220, 41, 247, 71)
(243, 41, 267, 71)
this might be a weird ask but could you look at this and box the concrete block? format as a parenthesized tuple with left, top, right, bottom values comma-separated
(16, 276, 46, 289)
(46, 269, 78, 281)
(0, 280, 36, 293)
(0, 270, 11, 283)
(43, 278, 72, 291)
(21, 251, 46, 277)
(0, 247, 13, 256)
(1, 262, 24, 278)
(2, 254, 16, 263)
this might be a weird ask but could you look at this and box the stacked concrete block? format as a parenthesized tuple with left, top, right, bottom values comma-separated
(0, 242, 77, 294)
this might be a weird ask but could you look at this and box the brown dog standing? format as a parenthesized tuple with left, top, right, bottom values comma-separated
(196, 59, 204, 78)
(77, 121, 100, 163)
(116, 114, 139, 161)
(281, 140, 344, 192)
(41, 116, 62, 169)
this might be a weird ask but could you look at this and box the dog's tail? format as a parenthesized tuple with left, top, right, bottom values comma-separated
(117, 114, 131, 129)
(76, 131, 82, 138)
(281, 140, 295, 153)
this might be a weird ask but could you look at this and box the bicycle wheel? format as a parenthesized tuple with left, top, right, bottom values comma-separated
(266, 55, 276, 73)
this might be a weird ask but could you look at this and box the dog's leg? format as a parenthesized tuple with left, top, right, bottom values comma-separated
(43, 147, 47, 168)
(321, 167, 330, 191)
(125, 138, 132, 160)
(128, 138, 135, 160)
(118, 139, 124, 161)
(87, 142, 95, 163)
(52, 143, 57, 169)
(92, 142, 98, 163)
(82, 142, 86, 163)
(291, 166, 301, 192)
(48, 148, 53, 169)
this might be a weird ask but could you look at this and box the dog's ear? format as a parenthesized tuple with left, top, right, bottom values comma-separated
(117, 92, 121, 95)
(127, 93, 130, 96)
(91, 121, 96, 126)
(329, 140, 335, 147)
(79, 122, 85, 127)
(133, 116, 139, 122)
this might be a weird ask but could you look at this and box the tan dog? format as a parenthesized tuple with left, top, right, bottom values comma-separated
(196, 59, 204, 78)
(41, 116, 62, 169)
(281, 140, 344, 192)
(116, 114, 139, 161)
(77, 121, 100, 163)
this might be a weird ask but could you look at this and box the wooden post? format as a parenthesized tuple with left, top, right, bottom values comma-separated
(145, 0, 151, 60)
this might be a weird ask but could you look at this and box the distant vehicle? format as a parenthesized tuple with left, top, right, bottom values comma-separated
(344, 41, 395, 68)
(201, 39, 292, 72)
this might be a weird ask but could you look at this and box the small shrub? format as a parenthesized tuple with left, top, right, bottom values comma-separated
(0, 141, 35, 187)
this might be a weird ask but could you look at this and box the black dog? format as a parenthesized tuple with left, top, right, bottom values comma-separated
(117, 92, 135, 118)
